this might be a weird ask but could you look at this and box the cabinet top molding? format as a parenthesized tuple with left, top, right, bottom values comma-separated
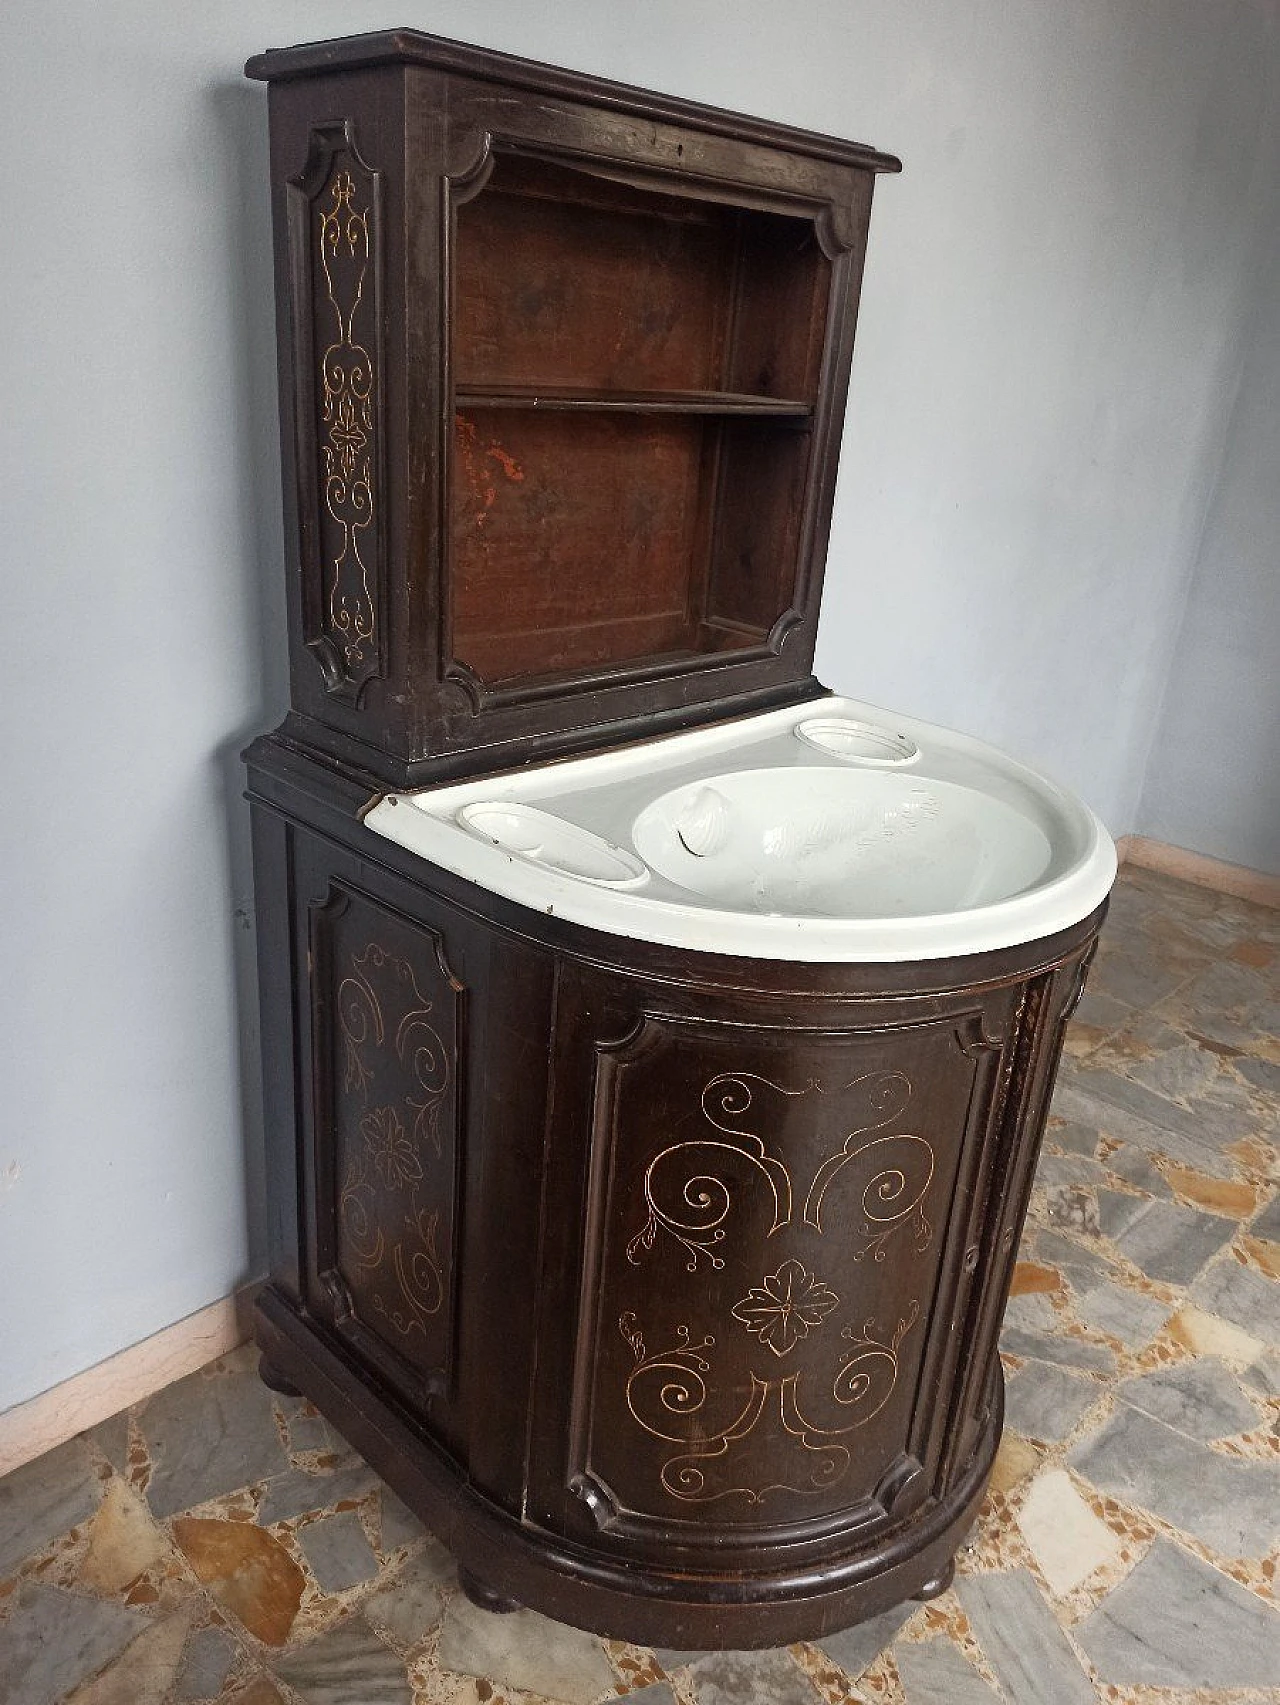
(244, 28, 902, 175)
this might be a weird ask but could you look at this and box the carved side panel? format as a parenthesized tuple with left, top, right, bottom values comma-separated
(308, 885, 462, 1398)
(288, 122, 385, 704)
(569, 1012, 1000, 1543)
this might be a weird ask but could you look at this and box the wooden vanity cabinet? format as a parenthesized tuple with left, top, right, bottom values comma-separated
(243, 30, 1105, 1646)
(247, 743, 1099, 1644)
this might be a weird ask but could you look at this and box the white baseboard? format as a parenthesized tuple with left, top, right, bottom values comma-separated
(0, 1283, 260, 1480)
(1117, 835, 1280, 909)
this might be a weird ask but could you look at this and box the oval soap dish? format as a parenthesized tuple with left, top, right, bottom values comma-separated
(458, 802, 648, 887)
(795, 717, 920, 767)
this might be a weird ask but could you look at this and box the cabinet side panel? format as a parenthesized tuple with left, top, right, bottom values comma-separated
(251, 804, 302, 1301)
(306, 880, 464, 1406)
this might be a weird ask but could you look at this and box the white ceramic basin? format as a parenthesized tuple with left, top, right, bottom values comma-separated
(632, 769, 1052, 918)
(364, 696, 1115, 961)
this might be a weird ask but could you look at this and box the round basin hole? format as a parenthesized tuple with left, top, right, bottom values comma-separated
(458, 802, 648, 888)
(795, 717, 920, 767)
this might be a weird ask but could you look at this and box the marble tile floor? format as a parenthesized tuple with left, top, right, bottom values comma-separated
(1, 866, 1278, 1704)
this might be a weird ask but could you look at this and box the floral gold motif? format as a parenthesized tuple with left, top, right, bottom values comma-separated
(617, 1066, 935, 1507)
(731, 1260, 839, 1357)
(627, 1070, 933, 1273)
(332, 939, 452, 1344)
(292, 124, 384, 703)
(318, 168, 376, 681)
(620, 1300, 920, 1506)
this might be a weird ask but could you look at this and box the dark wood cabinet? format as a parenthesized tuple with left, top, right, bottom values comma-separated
(248, 754, 1099, 1642)
(243, 29, 1106, 1646)
(246, 28, 898, 787)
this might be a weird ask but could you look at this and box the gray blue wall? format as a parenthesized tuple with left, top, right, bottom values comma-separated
(1137, 196, 1280, 875)
(2, 0, 1278, 1413)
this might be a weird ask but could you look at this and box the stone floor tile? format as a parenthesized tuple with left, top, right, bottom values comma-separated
(1075, 1538, 1280, 1689)
(232, 1677, 290, 1705)
(1000, 1293, 1059, 1334)
(684, 1648, 822, 1705)
(1242, 1345, 1280, 1397)
(1044, 1117, 1102, 1156)
(1113, 1199, 1235, 1284)
(1126, 1038, 1226, 1104)
(1067, 1405, 1280, 1557)
(1116, 1357, 1258, 1439)
(1029, 1230, 1114, 1283)
(172, 1516, 306, 1646)
(954, 1568, 1094, 1704)
(137, 1361, 290, 1519)
(1178, 957, 1275, 1021)
(997, 1326, 1116, 1374)
(90, 1413, 131, 1476)
(377, 1487, 427, 1550)
(1053, 1075, 1240, 1177)
(66, 1608, 193, 1705)
(1249, 1187, 1280, 1241)
(988, 1431, 1043, 1495)
(271, 1614, 411, 1704)
(1042, 1182, 1100, 1233)
(1168, 1302, 1264, 1365)
(362, 1543, 453, 1650)
(811, 1601, 914, 1678)
(895, 1636, 1000, 1702)
(1073, 1281, 1170, 1349)
(256, 1457, 379, 1526)
(1036, 1153, 1109, 1190)
(281, 1406, 336, 1457)
(1190, 1256, 1280, 1346)
(0, 1583, 149, 1705)
(1239, 1039, 1280, 1092)
(295, 1508, 380, 1593)
(623, 1686, 677, 1705)
(173, 1623, 241, 1700)
(1015, 1467, 1121, 1596)
(1163, 1161, 1258, 1218)
(1086, 939, 1201, 1012)
(1103, 1144, 1170, 1196)
(437, 1596, 616, 1703)
(1002, 1362, 1098, 1443)
(0, 1435, 103, 1576)
(1009, 1259, 1065, 1297)
(1095, 1188, 1148, 1239)
(1071, 986, 1135, 1032)
(79, 1477, 169, 1592)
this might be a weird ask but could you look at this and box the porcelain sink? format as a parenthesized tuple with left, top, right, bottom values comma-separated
(364, 696, 1116, 961)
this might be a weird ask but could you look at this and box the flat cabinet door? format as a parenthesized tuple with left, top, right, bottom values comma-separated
(539, 973, 1023, 1557)
(299, 864, 467, 1419)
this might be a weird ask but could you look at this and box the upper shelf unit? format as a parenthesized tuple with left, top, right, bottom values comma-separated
(245, 28, 900, 787)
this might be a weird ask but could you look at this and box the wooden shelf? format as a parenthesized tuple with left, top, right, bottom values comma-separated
(455, 384, 813, 419)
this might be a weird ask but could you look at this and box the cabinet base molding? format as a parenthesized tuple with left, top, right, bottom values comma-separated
(0, 1283, 259, 1479)
(1118, 835, 1280, 908)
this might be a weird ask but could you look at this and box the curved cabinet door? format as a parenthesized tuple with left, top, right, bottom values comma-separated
(533, 972, 1027, 1561)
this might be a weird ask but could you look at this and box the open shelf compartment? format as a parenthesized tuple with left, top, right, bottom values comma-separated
(448, 151, 832, 688)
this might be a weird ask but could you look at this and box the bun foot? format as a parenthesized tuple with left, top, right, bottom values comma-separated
(258, 1355, 302, 1397)
(914, 1558, 956, 1601)
(459, 1566, 520, 1614)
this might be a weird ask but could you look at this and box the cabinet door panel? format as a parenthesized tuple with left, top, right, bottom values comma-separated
(306, 879, 464, 1408)
(564, 998, 1014, 1547)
